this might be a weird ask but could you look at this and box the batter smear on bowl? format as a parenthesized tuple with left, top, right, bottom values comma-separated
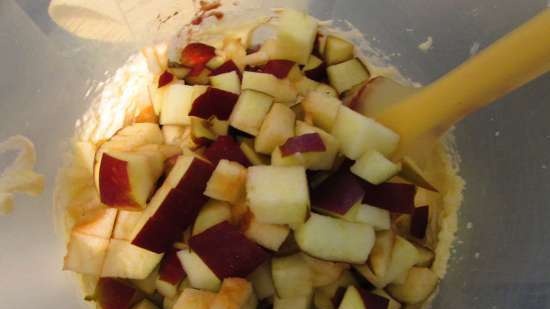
(55, 8, 464, 309)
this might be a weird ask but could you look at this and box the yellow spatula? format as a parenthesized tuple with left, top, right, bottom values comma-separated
(376, 8, 550, 158)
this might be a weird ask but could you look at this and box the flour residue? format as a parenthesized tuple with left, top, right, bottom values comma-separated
(418, 36, 433, 52)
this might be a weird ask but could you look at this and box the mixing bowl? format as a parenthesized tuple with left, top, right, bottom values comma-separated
(0, 0, 549, 308)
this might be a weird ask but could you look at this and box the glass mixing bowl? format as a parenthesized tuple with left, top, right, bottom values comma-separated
(0, 0, 548, 308)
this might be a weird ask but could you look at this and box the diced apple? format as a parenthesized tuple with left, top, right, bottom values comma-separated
(351, 150, 401, 185)
(316, 83, 338, 98)
(264, 9, 318, 64)
(302, 254, 349, 287)
(99, 151, 160, 210)
(241, 72, 298, 103)
(205, 159, 247, 203)
(211, 278, 256, 309)
(331, 106, 400, 159)
(287, 64, 305, 82)
(94, 278, 140, 309)
(303, 55, 327, 82)
(399, 157, 438, 192)
(158, 249, 187, 286)
(189, 221, 269, 279)
(113, 210, 143, 241)
(204, 136, 252, 167)
(63, 232, 109, 275)
(180, 43, 216, 71)
(368, 230, 395, 278)
(295, 76, 321, 97)
(160, 84, 195, 125)
(248, 262, 275, 300)
(189, 88, 239, 120)
(310, 169, 364, 215)
(239, 138, 270, 165)
(193, 200, 232, 235)
(73, 208, 118, 239)
(314, 291, 335, 309)
(315, 271, 357, 299)
(132, 299, 159, 309)
(327, 59, 369, 94)
(156, 276, 178, 299)
(101, 239, 163, 279)
(132, 267, 158, 295)
(271, 147, 305, 167)
(361, 182, 416, 214)
(191, 117, 216, 145)
(279, 133, 325, 157)
(387, 267, 438, 305)
(324, 36, 354, 66)
(295, 214, 375, 264)
(243, 216, 290, 251)
(174, 288, 216, 309)
(410, 206, 429, 239)
(178, 249, 222, 291)
(210, 117, 230, 136)
(210, 71, 241, 94)
(210, 60, 240, 76)
(246, 165, 309, 225)
(338, 286, 389, 309)
(229, 90, 274, 136)
(263, 60, 296, 79)
(162, 125, 187, 146)
(371, 290, 401, 309)
(414, 245, 435, 267)
(255, 103, 296, 154)
(343, 203, 391, 231)
(295, 121, 340, 170)
(274, 296, 311, 309)
(167, 66, 191, 79)
(272, 253, 313, 298)
(158, 71, 175, 88)
(349, 76, 419, 118)
(301, 91, 341, 132)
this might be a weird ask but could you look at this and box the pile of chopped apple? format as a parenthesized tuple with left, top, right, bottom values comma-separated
(63, 9, 444, 309)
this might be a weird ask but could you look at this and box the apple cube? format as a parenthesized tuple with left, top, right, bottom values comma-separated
(211, 278, 256, 309)
(63, 232, 109, 275)
(368, 230, 395, 278)
(327, 59, 370, 94)
(162, 125, 187, 146)
(204, 136, 252, 167)
(160, 84, 195, 125)
(191, 117, 216, 145)
(294, 76, 321, 97)
(210, 71, 241, 94)
(410, 206, 429, 239)
(361, 182, 416, 214)
(73, 208, 118, 239)
(295, 213, 375, 264)
(295, 121, 340, 170)
(301, 91, 341, 131)
(178, 249, 221, 291)
(164, 156, 215, 191)
(189, 87, 239, 120)
(241, 72, 298, 103)
(400, 157, 438, 192)
(158, 71, 174, 88)
(255, 103, 296, 154)
(263, 60, 296, 79)
(167, 66, 191, 79)
(274, 296, 311, 309)
(371, 290, 402, 309)
(316, 83, 338, 98)
(158, 249, 187, 286)
(315, 271, 357, 299)
(302, 254, 349, 287)
(210, 117, 230, 136)
(205, 159, 247, 203)
(279, 133, 326, 157)
(344, 204, 391, 231)
(338, 286, 389, 309)
(246, 166, 309, 225)
(229, 90, 274, 136)
(180, 43, 216, 71)
(248, 262, 275, 300)
(132, 299, 159, 309)
(351, 150, 401, 185)
(99, 151, 160, 210)
(313, 292, 334, 309)
(271, 147, 305, 167)
(272, 253, 313, 298)
(415, 245, 435, 267)
(387, 267, 438, 305)
(193, 200, 232, 235)
(210, 60, 240, 76)
(303, 55, 327, 82)
(324, 36, 354, 66)
(189, 221, 269, 278)
(239, 138, 270, 165)
(113, 210, 143, 241)
(267, 9, 318, 64)
(331, 106, 400, 159)
(243, 216, 290, 251)
(310, 169, 364, 215)
(110, 122, 164, 146)
(131, 267, 159, 295)
(156, 277, 178, 298)
(174, 288, 216, 309)
(101, 239, 163, 279)
(94, 278, 140, 309)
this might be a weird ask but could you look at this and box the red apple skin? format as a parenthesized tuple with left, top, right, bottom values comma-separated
(279, 133, 326, 157)
(189, 88, 239, 120)
(210, 60, 241, 78)
(304, 63, 327, 82)
(95, 278, 139, 309)
(171, 158, 215, 192)
(332, 286, 347, 307)
(159, 249, 187, 285)
(356, 287, 390, 309)
(204, 136, 252, 167)
(311, 170, 365, 215)
(361, 182, 417, 214)
(158, 71, 174, 88)
(99, 153, 141, 210)
(411, 205, 429, 239)
(131, 216, 183, 254)
(262, 60, 295, 79)
(189, 221, 269, 278)
(180, 43, 216, 76)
